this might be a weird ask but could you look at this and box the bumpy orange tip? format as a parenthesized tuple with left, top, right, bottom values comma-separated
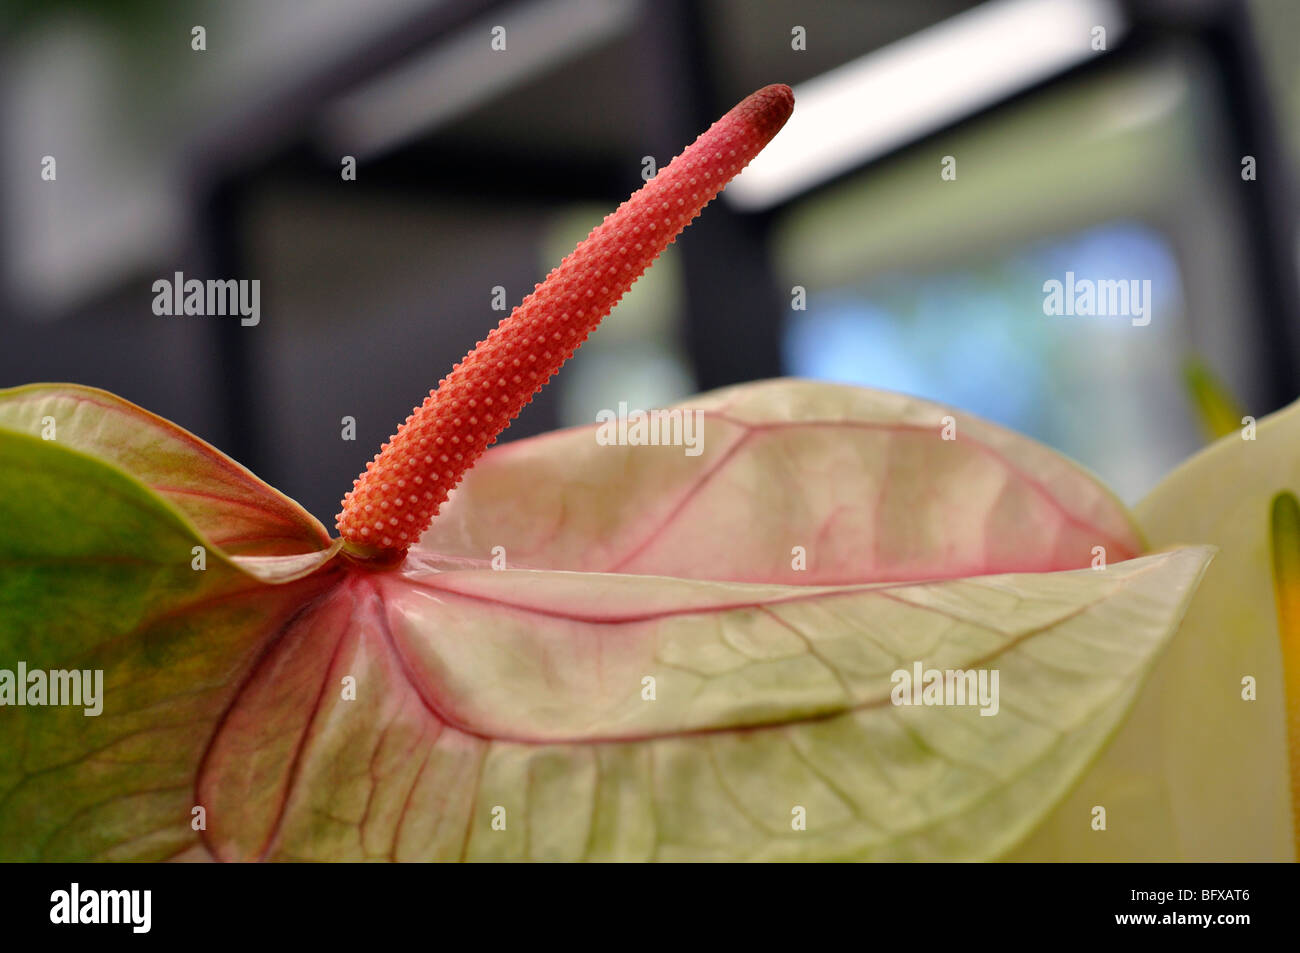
(337, 84, 795, 554)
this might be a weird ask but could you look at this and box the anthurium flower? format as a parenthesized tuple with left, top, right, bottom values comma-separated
(0, 86, 1211, 862)
(1012, 400, 1299, 862)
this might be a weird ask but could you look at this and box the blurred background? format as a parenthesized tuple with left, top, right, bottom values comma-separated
(2, 0, 1298, 525)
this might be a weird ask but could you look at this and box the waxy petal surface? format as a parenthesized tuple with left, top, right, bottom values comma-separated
(196, 548, 1208, 861)
(0, 380, 1208, 861)
(0, 384, 329, 557)
(418, 380, 1144, 583)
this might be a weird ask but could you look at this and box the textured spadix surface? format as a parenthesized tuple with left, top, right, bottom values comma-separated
(337, 85, 795, 551)
(0, 380, 1210, 861)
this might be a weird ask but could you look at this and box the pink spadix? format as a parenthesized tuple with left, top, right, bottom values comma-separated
(337, 84, 794, 555)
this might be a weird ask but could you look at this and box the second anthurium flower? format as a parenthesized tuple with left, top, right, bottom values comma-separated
(1013, 400, 1300, 862)
(0, 85, 1217, 862)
